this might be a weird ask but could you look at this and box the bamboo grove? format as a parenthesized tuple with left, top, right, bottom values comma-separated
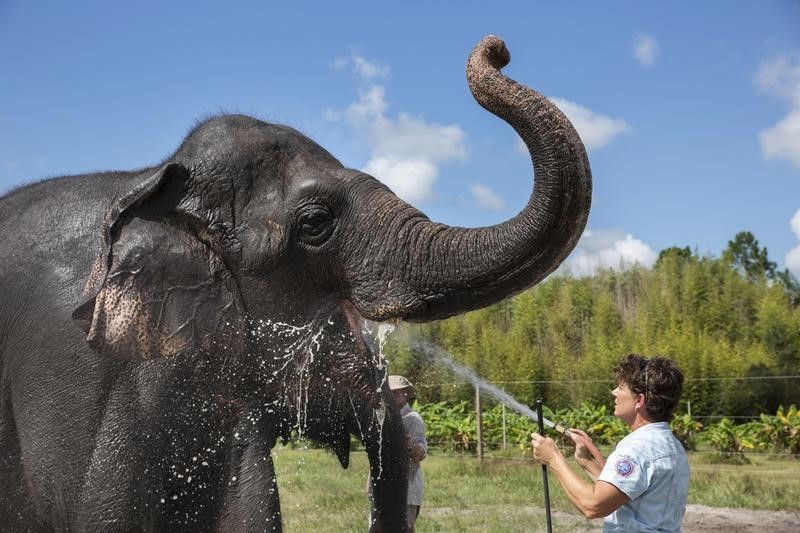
(383, 232, 800, 420)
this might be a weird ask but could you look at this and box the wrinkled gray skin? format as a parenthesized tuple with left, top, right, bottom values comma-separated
(0, 36, 590, 532)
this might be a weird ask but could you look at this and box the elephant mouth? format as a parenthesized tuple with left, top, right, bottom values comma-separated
(340, 299, 370, 354)
(293, 300, 387, 470)
(340, 299, 390, 399)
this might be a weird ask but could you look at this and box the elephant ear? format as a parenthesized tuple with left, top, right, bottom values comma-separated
(72, 163, 247, 359)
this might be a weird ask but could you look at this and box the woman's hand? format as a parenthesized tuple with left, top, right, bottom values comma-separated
(531, 432, 561, 465)
(568, 428, 606, 474)
(568, 428, 595, 462)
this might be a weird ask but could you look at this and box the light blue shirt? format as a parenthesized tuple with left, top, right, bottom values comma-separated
(597, 422, 690, 532)
(400, 403, 427, 506)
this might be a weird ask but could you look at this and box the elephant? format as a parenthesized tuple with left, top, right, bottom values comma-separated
(0, 35, 591, 532)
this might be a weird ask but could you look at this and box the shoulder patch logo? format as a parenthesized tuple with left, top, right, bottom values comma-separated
(614, 456, 635, 477)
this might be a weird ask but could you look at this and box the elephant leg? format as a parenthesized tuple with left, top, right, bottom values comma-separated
(217, 422, 282, 533)
(75, 377, 144, 533)
(0, 399, 52, 532)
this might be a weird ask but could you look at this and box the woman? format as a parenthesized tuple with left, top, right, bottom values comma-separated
(532, 354, 689, 532)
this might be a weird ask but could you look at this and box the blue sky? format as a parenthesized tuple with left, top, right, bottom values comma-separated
(2, 1, 799, 276)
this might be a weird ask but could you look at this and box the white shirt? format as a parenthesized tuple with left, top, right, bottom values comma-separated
(598, 421, 690, 532)
(400, 403, 427, 506)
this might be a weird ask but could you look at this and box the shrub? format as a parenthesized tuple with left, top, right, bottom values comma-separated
(480, 405, 537, 452)
(418, 401, 476, 451)
(704, 418, 759, 463)
(757, 405, 800, 455)
(417, 402, 800, 459)
(670, 413, 703, 451)
(552, 402, 628, 445)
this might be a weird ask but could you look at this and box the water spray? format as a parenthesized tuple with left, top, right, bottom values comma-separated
(400, 334, 576, 430)
(386, 329, 607, 522)
(398, 334, 609, 451)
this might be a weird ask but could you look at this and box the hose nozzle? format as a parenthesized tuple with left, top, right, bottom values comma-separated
(551, 422, 572, 438)
(532, 407, 572, 438)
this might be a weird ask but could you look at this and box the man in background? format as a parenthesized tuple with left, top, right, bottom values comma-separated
(369, 374, 428, 532)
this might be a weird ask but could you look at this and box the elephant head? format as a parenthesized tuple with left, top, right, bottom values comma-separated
(70, 35, 590, 530)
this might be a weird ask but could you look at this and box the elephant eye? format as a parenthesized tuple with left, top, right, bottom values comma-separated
(296, 203, 335, 246)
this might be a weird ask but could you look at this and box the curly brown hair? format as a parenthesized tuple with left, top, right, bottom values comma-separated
(614, 354, 684, 422)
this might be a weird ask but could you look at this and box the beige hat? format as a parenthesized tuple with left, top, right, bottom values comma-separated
(388, 375, 414, 391)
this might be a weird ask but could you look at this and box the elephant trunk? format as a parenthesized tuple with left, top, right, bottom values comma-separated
(348, 35, 591, 322)
(364, 400, 409, 532)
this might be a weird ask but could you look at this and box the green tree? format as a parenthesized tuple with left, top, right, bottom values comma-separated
(395, 230, 799, 420)
(722, 231, 776, 280)
(654, 246, 693, 270)
(774, 269, 800, 308)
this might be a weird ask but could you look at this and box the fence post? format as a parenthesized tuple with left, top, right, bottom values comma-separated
(475, 383, 483, 462)
(502, 404, 507, 451)
(687, 400, 692, 418)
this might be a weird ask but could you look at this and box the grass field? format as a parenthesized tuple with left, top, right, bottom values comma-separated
(271, 445, 800, 532)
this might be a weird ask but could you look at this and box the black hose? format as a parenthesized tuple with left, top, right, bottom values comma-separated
(536, 399, 553, 533)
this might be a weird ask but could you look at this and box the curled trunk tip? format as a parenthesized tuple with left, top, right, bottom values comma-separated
(471, 35, 511, 71)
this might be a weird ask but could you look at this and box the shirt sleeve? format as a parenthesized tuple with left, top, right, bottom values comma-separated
(406, 412, 427, 453)
(597, 445, 648, 500)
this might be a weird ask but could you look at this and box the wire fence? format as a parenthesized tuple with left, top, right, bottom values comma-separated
(347, 446, 800, 460)
(413, 374, 800, 420)
(421, 442, 800, 458)
(416, 375, 800, 387)
(388, 374, 800, 460)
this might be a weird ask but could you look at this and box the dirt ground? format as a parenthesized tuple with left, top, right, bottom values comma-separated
(426, 503, 800, 532)
(576, 504, 800, 532)
(682, 504, 800, 532)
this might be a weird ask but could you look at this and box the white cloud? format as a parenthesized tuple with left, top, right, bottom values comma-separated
(364, 156, 438, 204)
(634, 34, 659, 67)
(332, 51, 389, 80)
(371, 112, 466, 164)
(326, 86, 388, 122)
(549, 97, 630, 150)
(759, 107, 800, 168)
(787, 244, 800, 276)
(353, 55, 389, 80)
(788, 208, 800, 277)
(326, 55, 467, 204)
(757, 55, 800, 170)
(515, 137, 528, 155)
(757, 56, 800, 105)
(561, 229, 658, 277)
(791, 208, 800, 239)
(469, 183, 505, 211)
